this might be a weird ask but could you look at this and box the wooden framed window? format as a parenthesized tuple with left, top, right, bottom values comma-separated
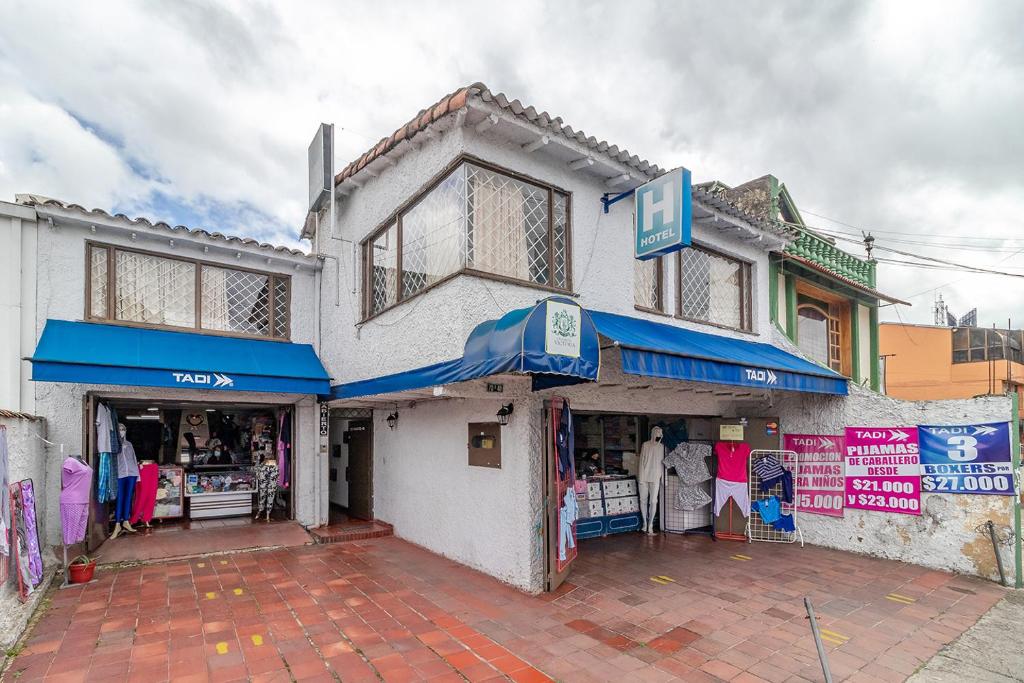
(633, 256, 663, 312)
(677, 245, 752, 331)
(362, 155, 571, 320)
(85, 242, 291, 340)
(797, 303, 841, 372)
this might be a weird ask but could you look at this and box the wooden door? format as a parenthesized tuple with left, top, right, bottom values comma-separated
(345, 420, 373, 520)
(546, 399, 577, 591)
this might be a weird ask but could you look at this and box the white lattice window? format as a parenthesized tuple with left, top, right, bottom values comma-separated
(634, 257, 662, 311)
(86, 243, 290, 339)
(678, 246, 751, 331)
(363, 158, 570, 318)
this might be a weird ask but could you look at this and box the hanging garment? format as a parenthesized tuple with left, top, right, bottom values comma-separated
(675, 484, 712, 511)
(753, 454, 785, 481)
(108, 406, 122, 455)
(60, 457, 93, 545)
(556, 401, 575, 480)
(0, 429, 9, 560)
(277, 411, 291, 489)
(654, 420, 689, 452)
(713, 478, 751, 517)
(714, 442, 752, 483)
(115, 476, 137, 523)
(97, 452, 113, 502)
(558, 486, 578, 561)
(760, 470, 794, 503)
(664, 443, 713, 511)
(95, 403, 113, 453)
(20, 481, 43, 586)
(130, 463, 159, 525)
(256, 463, 280, 514)
(752, 496, 782, 525)
(771, 514, 796, 533)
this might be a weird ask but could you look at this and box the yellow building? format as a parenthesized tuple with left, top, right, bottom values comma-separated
(880, 322, 1024, 416)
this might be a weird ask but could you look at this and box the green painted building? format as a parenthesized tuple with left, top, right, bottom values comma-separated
(705, 175, 904, 390)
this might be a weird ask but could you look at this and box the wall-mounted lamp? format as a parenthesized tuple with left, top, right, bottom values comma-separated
(386, 411, 399, 430)
(496, 403, 514, 426)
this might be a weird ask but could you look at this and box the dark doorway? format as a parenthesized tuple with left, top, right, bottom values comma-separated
(346, 420, 373, 520)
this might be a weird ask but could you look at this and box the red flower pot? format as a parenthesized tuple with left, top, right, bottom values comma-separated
(68, 559, 96, 584)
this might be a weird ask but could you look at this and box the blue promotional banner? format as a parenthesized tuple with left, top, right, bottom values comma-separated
(918, 422, 1014, 495)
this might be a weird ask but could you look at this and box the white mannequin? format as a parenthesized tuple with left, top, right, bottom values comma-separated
(110, 423, 138, 539)
(637, 426, 665, 535)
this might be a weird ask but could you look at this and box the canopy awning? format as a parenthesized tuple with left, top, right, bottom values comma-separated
(332, 297, 600, 399)
(331, 298, 847, 400)
(589, 311, 847, 395)
(31, 319, 331, 395)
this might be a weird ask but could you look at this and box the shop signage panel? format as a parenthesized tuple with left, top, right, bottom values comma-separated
(634, 167, 691, 260)
(784, 434, 845, 517)
(544, 301, 582, 358)
(844, 427, 921, 515)
(919, 422, 1014, 495)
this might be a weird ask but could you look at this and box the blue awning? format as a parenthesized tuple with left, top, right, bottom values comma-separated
(590, 311, 847, 395)
(31, 319, 331, 395)
(332, 297, 600, 399)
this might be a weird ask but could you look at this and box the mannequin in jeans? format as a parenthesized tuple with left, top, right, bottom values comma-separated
(109, 423, 139, 539)
(637, 426, 666, 535)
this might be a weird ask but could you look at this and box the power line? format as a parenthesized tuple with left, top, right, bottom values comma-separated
(799, 208, 1024, 243)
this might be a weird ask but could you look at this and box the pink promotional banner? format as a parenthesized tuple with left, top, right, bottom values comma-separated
(844, 427, 921, 515)
(784, 434, 845, 517)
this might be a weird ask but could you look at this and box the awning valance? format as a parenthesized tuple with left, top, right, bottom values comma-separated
(331, 298, 847, 400)
(332, 297, 600, 399)
(31, 320, 331, 395)
(589, 311, 847, 395)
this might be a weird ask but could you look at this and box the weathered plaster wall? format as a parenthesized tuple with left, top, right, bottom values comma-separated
(370, 396, 545, 592)
(320, 123, 777, 388)
(774, 383, 1016, 583)
(0, 413, 51, 651)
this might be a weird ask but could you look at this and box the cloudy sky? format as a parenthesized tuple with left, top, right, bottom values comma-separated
(1, 0, 1021, 326)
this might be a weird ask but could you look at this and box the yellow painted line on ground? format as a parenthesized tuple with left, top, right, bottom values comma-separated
(250, 635, 263, 646)
(205, 592, 216, 600)
(730, 554, 752, 561)
(220, 560, 228, 565)
(821, 634, 845, 646)
(820, 629, 849, 643)
(233, 588, 243, 596)
(215, 642, 229, 655)
(650, 576, 671, 585)
(886, 593, 916, 604)
(656, 575, 676, 582)
(197, 562, 205, 568)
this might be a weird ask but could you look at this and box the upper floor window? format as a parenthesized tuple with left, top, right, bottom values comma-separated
(953, 328, 1023, 364)
(634, 257, 663, 312)
(363, 157, 570, 318)
(797, 303, 841, 372)
(677, 246, 752, 331)
(87, 243, 290, 339)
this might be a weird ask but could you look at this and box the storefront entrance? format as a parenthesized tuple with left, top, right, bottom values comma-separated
(545, 402, 783, 591)
(327, 410, 375, 522)
(85, 395, 297, 558)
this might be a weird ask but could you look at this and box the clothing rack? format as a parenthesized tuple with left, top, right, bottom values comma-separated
(32, 433, 87, 588)
(660, 439, 715, 537)
(747, 449, 803, 546)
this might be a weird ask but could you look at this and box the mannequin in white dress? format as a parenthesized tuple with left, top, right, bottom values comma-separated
(637, 426, 666, 535)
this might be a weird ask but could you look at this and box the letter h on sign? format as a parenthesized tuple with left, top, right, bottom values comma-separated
(634, 167, 691, 260)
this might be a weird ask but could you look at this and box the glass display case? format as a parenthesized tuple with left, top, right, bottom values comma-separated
(185, 466, 254, 519)
(153, 466, 184, 519)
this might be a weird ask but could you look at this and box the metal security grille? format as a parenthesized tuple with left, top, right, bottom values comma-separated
(369, 224, 398, 315)
(89, 246, 108, 318)
(362, 157, 571, 319)
(401, 167, 466, 298)
(634, 257, 660, 310)
(115, 250, 195, 327)
(273, 278, 289, 338)
(466, 163, 550, 285)
(201, 266, 270, 336)
(678, 246, 749, 330)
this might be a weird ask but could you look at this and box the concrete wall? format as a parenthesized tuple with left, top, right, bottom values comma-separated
(0, 201, 40, 413)
(774, 382, 1017, 583)
(370, 395, 545, 592)
(1, 412, 51, 651)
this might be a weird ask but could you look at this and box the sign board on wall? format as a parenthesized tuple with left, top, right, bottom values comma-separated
(919, 422, 1014, 495)
(308, 123, 333, 213)
(784, 434, 845, 517)
(634, 167, 692, 260)
(844, 427, 921, 515)
(719, 424, 744, 441)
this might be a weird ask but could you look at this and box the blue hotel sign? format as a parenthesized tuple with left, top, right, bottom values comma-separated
(634, 167, 692, 260)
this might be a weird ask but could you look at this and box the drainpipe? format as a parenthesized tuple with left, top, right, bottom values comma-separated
(1013, 389, 1021, 589)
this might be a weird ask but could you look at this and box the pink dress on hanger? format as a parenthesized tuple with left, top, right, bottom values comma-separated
(59, 457, 92, 545)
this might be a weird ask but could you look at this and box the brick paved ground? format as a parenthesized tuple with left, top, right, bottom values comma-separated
(4, 533, 1006, 682)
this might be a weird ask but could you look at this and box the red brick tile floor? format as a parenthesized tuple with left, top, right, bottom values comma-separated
(4, 532, 1005, 682)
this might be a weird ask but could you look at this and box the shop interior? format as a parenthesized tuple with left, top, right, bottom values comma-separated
(88, 397, 295, 551)
(568, 411, 783, 544)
